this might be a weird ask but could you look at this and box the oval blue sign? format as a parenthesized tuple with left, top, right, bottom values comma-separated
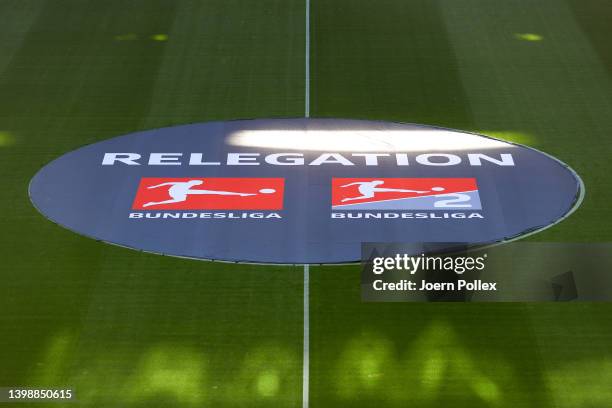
(29, 119, 583, 264)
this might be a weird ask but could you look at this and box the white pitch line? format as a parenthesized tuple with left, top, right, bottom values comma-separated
(304, 0, 310, 119)
(303, 0, 311, 407)
(302, 264, 310, 408)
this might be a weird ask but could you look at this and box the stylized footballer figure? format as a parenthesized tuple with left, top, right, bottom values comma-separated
(340, 180, 445, 202)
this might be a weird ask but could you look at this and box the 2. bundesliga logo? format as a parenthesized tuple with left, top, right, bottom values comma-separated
(332, 178, 481, 210)
(331, 178, 484, 219)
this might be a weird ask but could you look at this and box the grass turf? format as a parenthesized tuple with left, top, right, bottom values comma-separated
(310, 0, 612, 407)
(0, 1, 304, 406)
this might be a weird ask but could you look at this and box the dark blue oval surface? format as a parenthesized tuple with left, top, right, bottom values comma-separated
(29, 119, 583, 264)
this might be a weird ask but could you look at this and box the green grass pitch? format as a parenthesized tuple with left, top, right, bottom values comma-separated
(1, 0, 612, 407)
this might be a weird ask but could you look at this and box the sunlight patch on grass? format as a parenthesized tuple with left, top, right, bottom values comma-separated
(0, 131, 16, 146)
(515, 33, 544, 41)
(547, 359, 612, 407)
(228, 343, 299, 403)
(477, 130, 537, 146)
(335, 332, 396, 399)
(151, 34, 169, 42)
(127, 345, 207, 405)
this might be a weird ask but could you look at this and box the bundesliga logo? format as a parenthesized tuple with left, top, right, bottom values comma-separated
(331, 178, 482, 210)
(132, 178, 285, 210)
